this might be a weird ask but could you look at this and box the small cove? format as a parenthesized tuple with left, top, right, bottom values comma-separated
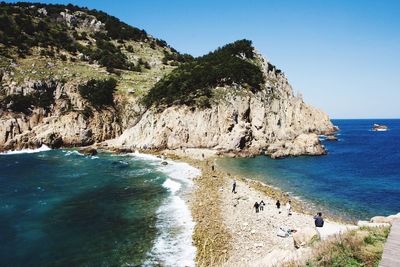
(218, 119, 400, 221)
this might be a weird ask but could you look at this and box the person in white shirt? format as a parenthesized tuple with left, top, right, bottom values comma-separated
(286, 200, 292, 216)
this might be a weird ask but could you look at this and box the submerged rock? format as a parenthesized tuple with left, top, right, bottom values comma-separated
(79, 147, 97, 156)
(325, 135, 338, 141)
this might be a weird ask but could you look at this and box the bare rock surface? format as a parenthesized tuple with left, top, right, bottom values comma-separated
(108, 53, 335, 157)
(369, 213, 400, 225)
(0, 79, 121, 151)
(1, 49, 335, 158)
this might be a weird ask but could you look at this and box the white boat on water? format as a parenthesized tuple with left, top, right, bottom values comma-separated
(372, 124, 388, 131)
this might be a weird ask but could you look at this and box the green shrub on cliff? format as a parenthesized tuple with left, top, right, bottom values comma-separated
(1, 83, 56, 113)
(162, 50, 194, 64)
(0, 2, 185, 71)
(77, 39, 132, 70)
(144, 39, 264, 108)
(1, 94, 34, 113)
(78, 78, 117, 107)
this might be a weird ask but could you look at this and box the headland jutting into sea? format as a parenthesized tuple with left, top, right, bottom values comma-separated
(1, 119, 399, 266)
(0, 3, 398, 266)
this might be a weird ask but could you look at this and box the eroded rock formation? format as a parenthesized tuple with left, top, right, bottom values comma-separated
(108, 53, 335, 158)
(0, 78, 121, 151)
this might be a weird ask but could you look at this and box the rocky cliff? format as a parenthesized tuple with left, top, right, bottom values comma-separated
(0, 2, 182, 151)
(109, 52, 335, 158)
(0, 3, 335, 158)
(0, 78, 121, 150)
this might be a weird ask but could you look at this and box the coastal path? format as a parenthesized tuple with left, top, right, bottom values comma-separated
(380, 219, 400, 267)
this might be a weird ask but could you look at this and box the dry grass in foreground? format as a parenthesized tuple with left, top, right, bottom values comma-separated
(301, 226, 390, 267)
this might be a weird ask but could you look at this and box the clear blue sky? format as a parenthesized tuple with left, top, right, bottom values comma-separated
(7, 0, 400, 118)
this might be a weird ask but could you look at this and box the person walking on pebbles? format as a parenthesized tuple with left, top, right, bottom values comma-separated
(276, 200, 281, 213)
(254, 201, 260, 213)
(232, 180, 236, 193)
(286, 200, 292, 216)
(259, 200, 265, 211)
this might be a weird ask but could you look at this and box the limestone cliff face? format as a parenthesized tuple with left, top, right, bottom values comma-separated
(0, 3, 334, 157)
(109, 54, 335, 158)
(0, 49, 334, 158)
(0, 78, 121, 151)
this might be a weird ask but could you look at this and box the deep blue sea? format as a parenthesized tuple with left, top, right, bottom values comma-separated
(218, 119, 400, 221)
(0, 149, 198, 267)
(1, 119, 399, 266)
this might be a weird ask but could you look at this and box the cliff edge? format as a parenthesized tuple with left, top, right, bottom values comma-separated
(109, 41, 335, 158)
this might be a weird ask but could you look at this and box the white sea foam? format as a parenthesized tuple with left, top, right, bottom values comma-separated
(145, 195, 196, 267)
(162, 178, 181, 194)
(160, 161, 200, 187)
(129, 152, 200, 267)
(128, 151, 160, 161)
(64, 150, 84, 157)
(0, 145, 51, 155)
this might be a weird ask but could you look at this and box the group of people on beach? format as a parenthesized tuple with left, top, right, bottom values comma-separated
(231, 180, 324, 227)
(231, 180, 293, 215)
(253, 199, 292, 215)
(253, 200, 265, 213)
(275, 199, 292, 216)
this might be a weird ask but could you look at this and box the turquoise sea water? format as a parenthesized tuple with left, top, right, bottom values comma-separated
(218, 119, 400, 220)
(0, 150, 197, 267)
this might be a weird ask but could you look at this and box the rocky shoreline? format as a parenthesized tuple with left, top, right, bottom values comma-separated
(172, 153, 350, 266)
(152, 148, 395, 266)
(1, 144, 396, 266)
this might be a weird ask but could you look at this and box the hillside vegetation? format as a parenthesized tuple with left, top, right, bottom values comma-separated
(0, 3, 268, 114)
(144, 39, 265, 108)
(0, 2, 192, 71)
(78, 78, 117, 108)
(0, 2, 195, 113)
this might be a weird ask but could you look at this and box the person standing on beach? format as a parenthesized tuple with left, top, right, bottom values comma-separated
(259, 200, 265, 211)
(286, 200, 292, 216)
(276, 200, 281, 213)
(254, 202, 260, 213)
(232, 180, 236, 193)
